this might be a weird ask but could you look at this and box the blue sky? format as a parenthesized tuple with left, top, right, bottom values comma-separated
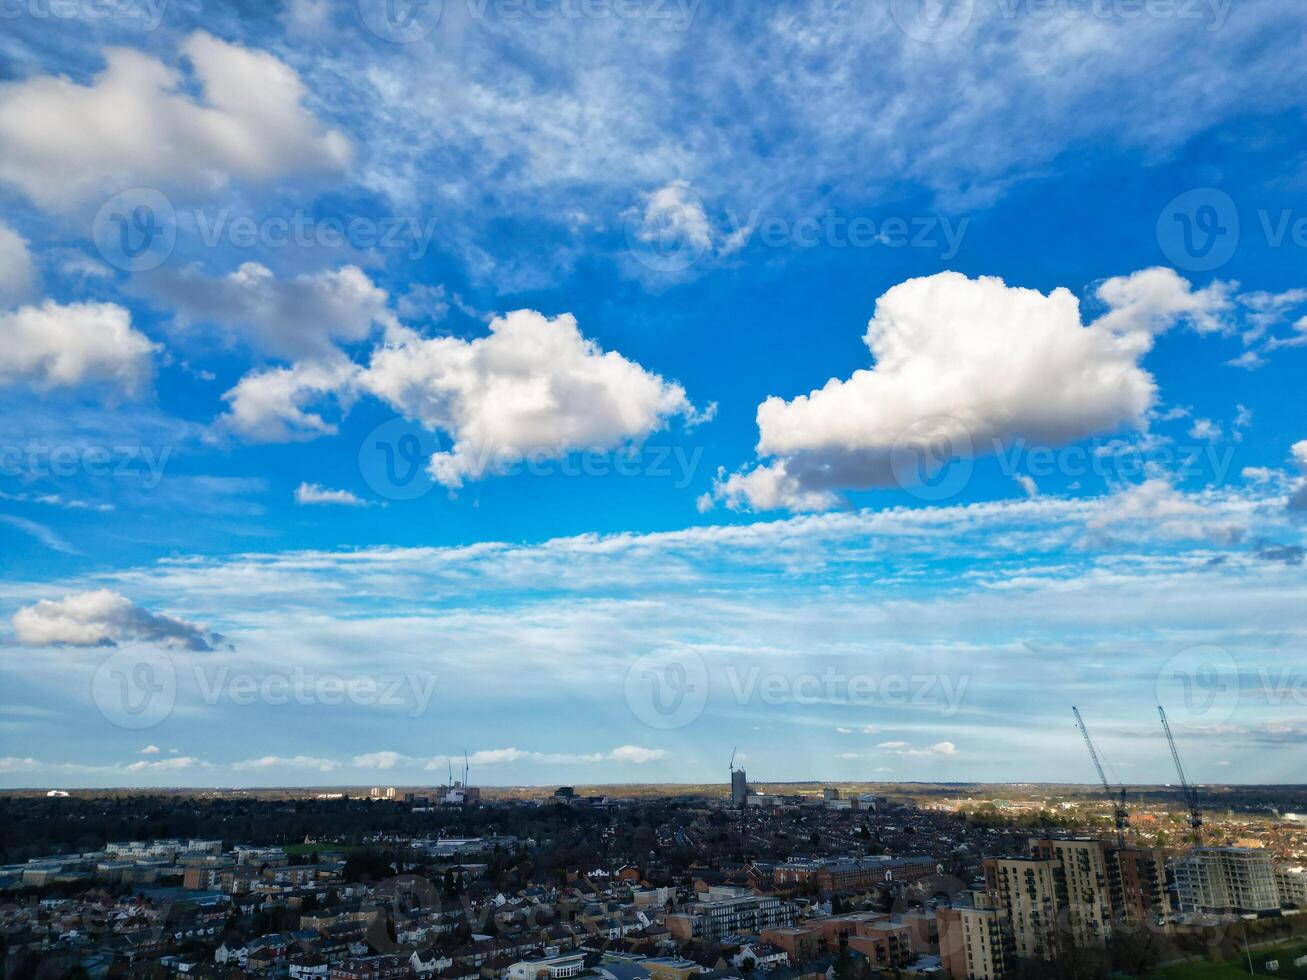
(1, 0, 1305, 788)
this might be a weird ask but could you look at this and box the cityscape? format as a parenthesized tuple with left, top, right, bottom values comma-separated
(2, 0, 1307, 978)
(3, 766, 1307, 979)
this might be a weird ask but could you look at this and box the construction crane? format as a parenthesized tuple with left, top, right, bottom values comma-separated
(1159, 705, 1203, 846)
(1072, 706, 1129, 848)
(729, 747, 737, 774)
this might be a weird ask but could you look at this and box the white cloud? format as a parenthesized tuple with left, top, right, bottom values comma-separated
(1189, 418, 1222, 442)
(140, 745, 160, 755)
(127, 756, 203, 771)
(606, 745, 667, 764)
(352, 750, 409, 770)
(362, 311, 708, 488)
(1091, 267, 1231, 336)
(352, 746, 666, 770)
(139, 263, 391, 361)
(12, 589, 221, 650)
(1087, 479, 1245, 545)
(231, 755, 337, 771)
(0, 222, 37, 307)
(220, 358, 358, 442)
(714, 269, 1229, 511)
(0, 757, 41, 773)
(876, 740, 957, 757)
(0, 301, 156, 398)
(1015, 474, 1039, 498)
(0, 32, 351, 212)
(295, 482, 369, 507)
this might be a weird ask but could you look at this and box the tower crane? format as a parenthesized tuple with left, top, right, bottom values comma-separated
(1072, 706, 1129, 848)
(1159, 705, 1203, 846)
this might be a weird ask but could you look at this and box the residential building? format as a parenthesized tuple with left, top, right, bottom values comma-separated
(1172, 847, 1280, 916)
(938, 903, 1014, 980)
(983, 857, 1061, 960)
(665, 887, 797, 942)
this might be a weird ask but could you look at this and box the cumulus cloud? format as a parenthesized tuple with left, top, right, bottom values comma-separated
(138, 263, 391, 361)
(0, 301, 156, 398)
(361, 311, 709, 488)
(12, 589, 222, 651)
(0, 222, 37, 308)
(295, 482, 369, 506)
(713, 268, 1231, 511)
(0, 32, 351, 212)
(220, 358, 358, 442)
(140, 745, 160, 755)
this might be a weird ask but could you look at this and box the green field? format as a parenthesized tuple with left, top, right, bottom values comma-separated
(1152, 944, 1307, 979)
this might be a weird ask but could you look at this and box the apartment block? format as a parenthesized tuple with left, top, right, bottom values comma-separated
(664, 887, 797, 942)
(938, 904, 1015, 980)
(983, 857, 1061, 960)
(1172, 847, 1280, 916)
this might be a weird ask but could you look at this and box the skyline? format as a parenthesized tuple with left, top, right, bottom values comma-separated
(2, 0, 1306, 789)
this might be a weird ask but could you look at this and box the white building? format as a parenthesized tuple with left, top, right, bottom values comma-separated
(1172, 847, 1280, 916)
